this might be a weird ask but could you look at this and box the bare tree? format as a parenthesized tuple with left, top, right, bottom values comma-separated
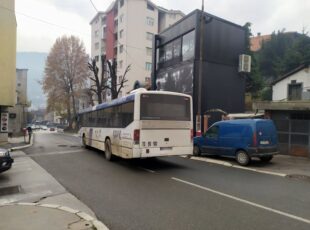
(88, 58, 130, 101)
(88, 56, 108, 104)
(106, 58, 130, 99)
(43, 35, 89, 128)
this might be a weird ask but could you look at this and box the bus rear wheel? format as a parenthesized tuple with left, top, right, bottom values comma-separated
(104, 139, 114, 161)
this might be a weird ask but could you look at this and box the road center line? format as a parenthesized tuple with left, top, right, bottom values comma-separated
(139, 167, 155, 173)
(171, 177, 310, 225)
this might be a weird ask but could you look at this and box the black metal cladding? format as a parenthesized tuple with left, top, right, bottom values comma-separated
(152, 9, 246, 128)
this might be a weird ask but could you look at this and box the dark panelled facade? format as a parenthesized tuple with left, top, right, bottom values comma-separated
(152, 10, 246, 131)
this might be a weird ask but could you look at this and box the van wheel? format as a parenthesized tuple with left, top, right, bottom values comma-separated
(260, 156, 273, 163)
(236, 150, 250, 166)
(104, 139, 114, 161)
(193, 145, 201, 156)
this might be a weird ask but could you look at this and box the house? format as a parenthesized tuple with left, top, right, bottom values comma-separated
(0, 0, 16, 143)
(250, 33, 271, 52)
(90, 0, 184, 102)
(253, 64, 310, 157)
(152, 9, 247, 134)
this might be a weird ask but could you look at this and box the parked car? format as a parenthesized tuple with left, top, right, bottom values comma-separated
(193, 119, 278, 166)
(0, 148, 14, 173)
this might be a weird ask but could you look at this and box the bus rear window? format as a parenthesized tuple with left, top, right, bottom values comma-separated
(140, 94, 190, 121)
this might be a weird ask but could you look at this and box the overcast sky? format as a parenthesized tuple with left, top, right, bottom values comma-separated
(15, 0, 310, 54)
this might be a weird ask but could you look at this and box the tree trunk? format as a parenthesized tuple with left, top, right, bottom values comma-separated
(66, 97, 72, 129)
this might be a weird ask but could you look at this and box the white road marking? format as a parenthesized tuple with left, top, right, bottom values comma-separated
(171, 177, 310, 225)
(139, 167, 155, 173)
(189, 156, 287, 177)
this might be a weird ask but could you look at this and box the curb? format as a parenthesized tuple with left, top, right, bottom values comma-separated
(0, 202, 109, 230)
(189, 156, 287, 177)
(9, 133, 34, 151)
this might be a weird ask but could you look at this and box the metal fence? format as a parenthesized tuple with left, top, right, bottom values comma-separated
(274, 119, 310, 157)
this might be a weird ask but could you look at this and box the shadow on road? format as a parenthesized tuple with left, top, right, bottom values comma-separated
(85, 146, 188, 172)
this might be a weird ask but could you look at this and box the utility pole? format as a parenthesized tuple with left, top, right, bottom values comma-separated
(196, 0, 205, 136)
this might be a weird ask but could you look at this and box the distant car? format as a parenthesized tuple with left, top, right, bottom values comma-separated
(40, 125, 48, 130)
(0, 148, 14, 173)
(193, 119, 279, 166)
(49, 127, 56, 132)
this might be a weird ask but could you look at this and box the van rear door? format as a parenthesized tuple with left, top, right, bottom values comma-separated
(256, 120, 277, 147)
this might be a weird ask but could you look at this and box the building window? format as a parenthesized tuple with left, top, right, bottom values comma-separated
(288, 83, 302, 100)
(119, 60, 123, 69)
(173, 38, 181, 58)
(119, 45, 124, 53)
(120, 14, 124, 23)
(120, 0, 124, 7)
(145, 62, 152, 71)
(182, 30, 195, 61)
(95, 42, 99, 50)
(101, 17, 106, 25)
(146, 17, 154, 26)
(146, 47, 152, 56)
(146, 32, 153, 41)
(95, 30, 99, 38)
(147, 3, 155, 11)
(120, 29, 124, 39)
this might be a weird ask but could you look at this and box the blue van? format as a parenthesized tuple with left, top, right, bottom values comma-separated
(193, 119, 278, 166)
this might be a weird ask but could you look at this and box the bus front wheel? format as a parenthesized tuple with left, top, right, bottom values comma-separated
(82, 135, 87, 148)
(105, 139, 114, 161)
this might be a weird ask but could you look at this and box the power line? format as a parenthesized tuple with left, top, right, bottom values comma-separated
(89, 0, 99, 12)
(0, 5, 90, 37)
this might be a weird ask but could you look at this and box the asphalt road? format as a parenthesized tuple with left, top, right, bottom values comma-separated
(25, 132, 310, 230)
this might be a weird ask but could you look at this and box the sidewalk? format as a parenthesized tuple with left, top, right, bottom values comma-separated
(0, 203, 107, 230)
(0, 135, 30, 150)
(0, 133, 109, 230)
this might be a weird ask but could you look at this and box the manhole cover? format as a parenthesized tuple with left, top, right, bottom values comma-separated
(0, 185, 22, 196)
(286, 174, 310, 182)
(58, 145, 68, 147)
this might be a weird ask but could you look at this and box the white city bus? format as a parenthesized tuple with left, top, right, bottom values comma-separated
(78, 89, 193, 160)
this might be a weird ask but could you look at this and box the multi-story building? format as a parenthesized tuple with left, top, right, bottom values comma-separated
(0, 0, 16, 143)
(8, 69, 29, 135)
(90, 0, 184, 101)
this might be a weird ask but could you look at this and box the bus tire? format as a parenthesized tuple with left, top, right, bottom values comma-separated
(104, 138, 114, 161)
(82, 134, 88, 148)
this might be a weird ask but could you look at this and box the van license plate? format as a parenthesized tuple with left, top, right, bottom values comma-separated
(260, 141, 270, 145)
(160, 147, 172, 151)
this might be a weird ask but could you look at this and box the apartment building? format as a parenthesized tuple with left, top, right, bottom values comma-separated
(0, 0, 16, 143)
(8, 69, 29, 135)
(90, 0, 184, 100)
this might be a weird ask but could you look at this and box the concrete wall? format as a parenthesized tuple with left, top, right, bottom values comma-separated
(273, 67, 310, 101)
(0, 0, 16, 107)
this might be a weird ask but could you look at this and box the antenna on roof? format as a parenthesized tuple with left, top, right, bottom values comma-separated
(202, 0, 204, 12)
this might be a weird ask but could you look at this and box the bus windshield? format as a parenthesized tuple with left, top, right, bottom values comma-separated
(140, 94, 190, 121)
